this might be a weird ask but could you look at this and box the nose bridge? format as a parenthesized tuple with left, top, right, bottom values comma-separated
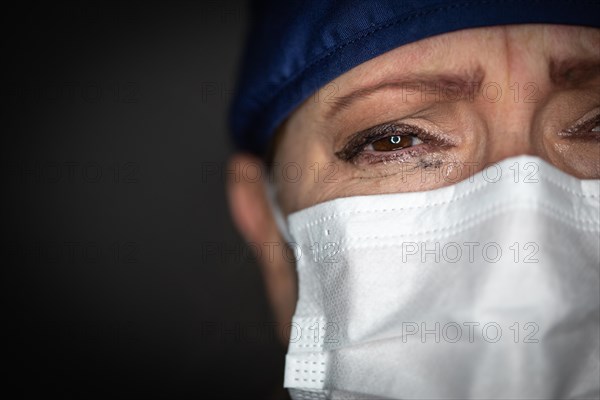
(484, 95, 537, 164)
(482, 29, 543, 165)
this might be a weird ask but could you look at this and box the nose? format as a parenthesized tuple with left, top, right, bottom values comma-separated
(483, 101, 538, 165)
(477, 25, 549, 167)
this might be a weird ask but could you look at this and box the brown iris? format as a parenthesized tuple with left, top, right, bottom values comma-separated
(371, 135, 412, 151)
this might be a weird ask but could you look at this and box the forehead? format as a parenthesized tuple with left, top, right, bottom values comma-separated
(333, 25, 599, 88)
(274, 24, 600, 156)
(294, 25, 600, 118)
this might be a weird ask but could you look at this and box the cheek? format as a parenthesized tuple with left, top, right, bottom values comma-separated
(535, 94, 600, 179)
(548, 139, 600, 178)
(275, 138, 338, 213)
(532, 129, 600, 180)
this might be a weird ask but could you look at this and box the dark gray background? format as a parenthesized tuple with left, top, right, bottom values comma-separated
(3, 1, 289, 398)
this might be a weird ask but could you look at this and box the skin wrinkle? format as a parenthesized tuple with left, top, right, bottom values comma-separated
(484, 26, 525, 163)
(549, 58, 600, 87)
(539, 27, 600, 174)
(227, 24, 600, 347)
(325, 68, 486, 119)
(272, 25, 600, 216)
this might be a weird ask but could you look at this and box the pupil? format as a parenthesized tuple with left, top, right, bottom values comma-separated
(390, 135, 402, 144)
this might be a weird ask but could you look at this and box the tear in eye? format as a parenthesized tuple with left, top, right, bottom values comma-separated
(367, 134, 423, 151)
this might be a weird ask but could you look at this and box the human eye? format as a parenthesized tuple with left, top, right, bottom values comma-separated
(366, 132, 423, 151)
(559, 109, 600, 139)
(334, 121, 457, 165)
(548, 107, 600, 178)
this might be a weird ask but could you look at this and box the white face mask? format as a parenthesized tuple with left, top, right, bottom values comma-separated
(275, 155, 600, 400)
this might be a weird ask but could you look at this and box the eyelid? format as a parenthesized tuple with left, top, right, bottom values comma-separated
(559, 108, 600, 137)
(335, 121, 455, 162)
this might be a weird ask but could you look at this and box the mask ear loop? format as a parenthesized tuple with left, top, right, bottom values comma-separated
(265, 179, 294, 245)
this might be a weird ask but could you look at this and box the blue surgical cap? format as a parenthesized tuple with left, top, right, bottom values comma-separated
(229, 0, 600, 156)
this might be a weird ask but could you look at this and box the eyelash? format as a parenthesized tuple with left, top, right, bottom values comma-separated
(560, 112, 600, 138)
(337, 111, 600, 165)
(335, 122, 452, 164)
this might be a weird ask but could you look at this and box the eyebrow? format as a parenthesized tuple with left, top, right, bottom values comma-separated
(325, 58, 600, 119)
(549, 57, 600, 87)
(325, 66, 486, 119)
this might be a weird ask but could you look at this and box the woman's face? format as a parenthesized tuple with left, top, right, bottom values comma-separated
(272, 25, 600, 215)
(227, 25, 600, 342)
